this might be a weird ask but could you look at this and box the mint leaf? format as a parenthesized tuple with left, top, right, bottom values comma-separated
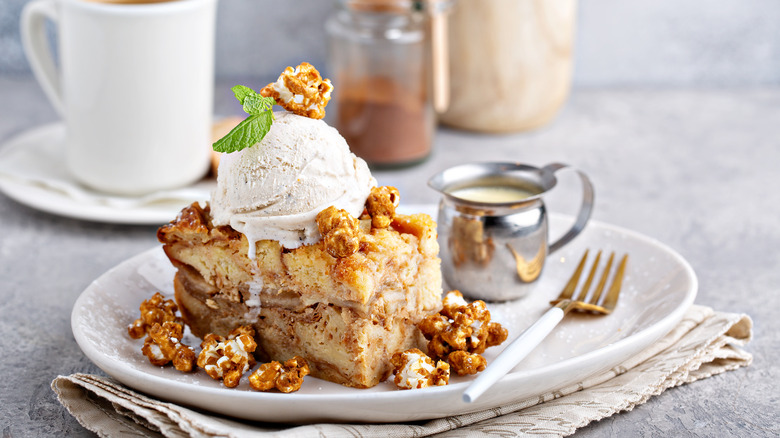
(212, 111, 274, 153)
(213, 115, 261, 153)
(255, 110, 274, 138)
(213, 86, 276, 153)
(231, 85, 254, 105)
(242, 94, 275, 116)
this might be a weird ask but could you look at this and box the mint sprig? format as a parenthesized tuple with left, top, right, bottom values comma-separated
(212, 85, 276, 153)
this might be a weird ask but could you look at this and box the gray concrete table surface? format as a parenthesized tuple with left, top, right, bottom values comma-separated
(0, 76, 777, 437)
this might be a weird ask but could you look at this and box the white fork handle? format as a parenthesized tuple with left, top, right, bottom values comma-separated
(463, 306, 565, 403)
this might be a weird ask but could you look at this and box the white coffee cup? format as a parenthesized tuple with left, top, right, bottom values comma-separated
(21, 0, 217, 196)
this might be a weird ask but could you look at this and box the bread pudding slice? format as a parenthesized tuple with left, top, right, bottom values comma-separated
(157, 202, 442, 388)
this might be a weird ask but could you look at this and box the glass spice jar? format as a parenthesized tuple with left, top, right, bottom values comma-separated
(326, 0, 449, 168)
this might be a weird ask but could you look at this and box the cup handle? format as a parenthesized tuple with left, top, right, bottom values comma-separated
(21, 0, 64, 116)
(544, 163, 595, 253)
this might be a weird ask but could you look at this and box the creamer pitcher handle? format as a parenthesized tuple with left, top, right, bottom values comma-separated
(21, 0, 64, 116)
(544, 163, 594, 253)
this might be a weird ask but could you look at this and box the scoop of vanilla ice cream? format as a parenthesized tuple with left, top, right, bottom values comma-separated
(210, 111, 376, 253)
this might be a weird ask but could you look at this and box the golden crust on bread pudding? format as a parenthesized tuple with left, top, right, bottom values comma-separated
(158, 202, 442, 388)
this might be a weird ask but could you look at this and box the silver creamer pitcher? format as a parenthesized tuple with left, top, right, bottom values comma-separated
(428, 162, 594, 301)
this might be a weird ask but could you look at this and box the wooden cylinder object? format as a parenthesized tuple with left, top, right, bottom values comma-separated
(440, 0, 577, 133)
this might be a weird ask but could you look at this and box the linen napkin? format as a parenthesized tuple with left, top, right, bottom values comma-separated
(52, 304, 752, 438)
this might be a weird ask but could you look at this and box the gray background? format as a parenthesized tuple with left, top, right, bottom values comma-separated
(1, 0, 779, 86)
(1, 1, 779, 437)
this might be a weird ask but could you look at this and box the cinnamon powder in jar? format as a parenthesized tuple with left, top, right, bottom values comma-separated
(327, 0, 438, 168)
(336, 75, 433, 167)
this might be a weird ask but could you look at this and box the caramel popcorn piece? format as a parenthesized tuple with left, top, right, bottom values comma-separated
(248, 356, 310, 393)
(420, 290, 508, 361)
(197, 326, 257, 388)
(418, 313, 449, 340)
(441, 288, 468, 309)
(391, 348, 450, 389)
(316, 206, 361, 258)
(485, 320, 510, 351)
(249, 361, 281, 391)
(141, 321, 196, 372)
(365, 186, 400, 229)
(446, 350, 487, 376)
(260, 62, 333, 119)
(128, 292, 181, 339)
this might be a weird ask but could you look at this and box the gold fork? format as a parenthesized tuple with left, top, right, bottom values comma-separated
(463, 249, 629, 403)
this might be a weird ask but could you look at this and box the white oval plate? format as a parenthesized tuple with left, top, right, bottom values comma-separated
(71, 211, 697, 423)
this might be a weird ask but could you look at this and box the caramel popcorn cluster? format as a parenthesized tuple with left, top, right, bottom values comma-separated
(260, 62, 333, 119)
(197, 326, 257, 388)
(127, 292, 181, 339)
(390, 348, 450, 389)
(141, 321, 196, 372)
(317, 206, 362, 258)
(249, 356, 311, 393)
(316, 186, 402, 258)
(365, 186, 400, 229)
(418, 290, 508, 376)
(390, 291, 507, 389)
(129, 292, 196, 372)
(129, 294, 313, 391)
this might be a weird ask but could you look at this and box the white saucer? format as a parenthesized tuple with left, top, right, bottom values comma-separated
(0, 123, 214, 225)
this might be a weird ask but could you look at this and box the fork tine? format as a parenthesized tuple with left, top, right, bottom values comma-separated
(589, 252, 615, 305)
(557, 250, 589, 301)
(574, 250, 602, 302)
(601, 254, 629, 311)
